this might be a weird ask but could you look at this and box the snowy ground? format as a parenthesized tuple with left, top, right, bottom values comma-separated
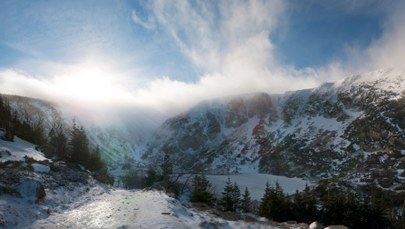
(0, 135, 48, 162)
(29, 189, 288, 229)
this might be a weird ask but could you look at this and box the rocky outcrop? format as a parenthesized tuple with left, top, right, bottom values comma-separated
(309, 221, 325, 229)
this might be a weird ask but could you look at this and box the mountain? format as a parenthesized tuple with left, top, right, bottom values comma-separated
(2, 95, 150, 165)
(143, 68, 405, 192)
(4, 68, 405, 193)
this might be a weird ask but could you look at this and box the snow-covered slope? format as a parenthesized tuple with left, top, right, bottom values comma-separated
(144, 68, 405, 191)
(2, 95, 156, 166)
(0, 133, 48, 162)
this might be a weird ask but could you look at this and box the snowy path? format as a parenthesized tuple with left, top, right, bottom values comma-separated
(32, 190, 195, 228)
(30, 189, 281, 229)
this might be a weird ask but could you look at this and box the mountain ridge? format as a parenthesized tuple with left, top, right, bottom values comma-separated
(143, 68, 405, 193)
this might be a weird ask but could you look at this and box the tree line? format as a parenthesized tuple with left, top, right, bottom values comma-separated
(188, 174, 400, 229)
(0, 95, 46, 145)
(119, 151, 401, 229)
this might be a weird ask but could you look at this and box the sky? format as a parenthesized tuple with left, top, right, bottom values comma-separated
(0, 0, 405, 125)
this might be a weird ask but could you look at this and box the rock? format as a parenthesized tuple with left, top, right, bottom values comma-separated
(0, 214, 5, 227)
(325, 225, 349, 229)
(116, 225, 129, 229)
(0, 149, 11, 158)
(199, 221, 230, 229)
(309, 221, 325, 229)
(17, 179, 46, 203)
(32, 163, 50, 173)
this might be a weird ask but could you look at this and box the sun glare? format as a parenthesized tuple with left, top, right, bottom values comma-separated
(54, 64, 126, 104)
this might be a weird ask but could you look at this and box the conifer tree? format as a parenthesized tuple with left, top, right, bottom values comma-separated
(241, 187, 252, 213)
(259, 181, 290, 221)
(219, 178, 236, 211)
(67, 119, 90, 165)
(259, 181, 273, 218)
(293, 184, 317, 222)
(190, 174, 214, 205)
(160, 152, 172, 179)
(232, 181, 241, 211)
(45, 126, 67, 160)
(87, 146, 104, 171)
(143, 166, 158, 188)
(273, 181, 289, 221)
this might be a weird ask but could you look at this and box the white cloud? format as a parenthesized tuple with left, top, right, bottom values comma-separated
(365, 2, 405, 70)
(131, 10, 156, 30)
(125, 0, 321, 114)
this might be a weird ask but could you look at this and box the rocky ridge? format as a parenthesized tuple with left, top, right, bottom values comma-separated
(143, 68, 405, 194)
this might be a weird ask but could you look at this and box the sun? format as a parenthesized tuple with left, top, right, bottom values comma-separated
(54, 63, 125, 104)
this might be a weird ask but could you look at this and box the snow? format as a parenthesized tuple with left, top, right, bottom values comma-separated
(0, 134, 48, 162)
(32, 163, 50, 173)
(205, 174, 310, 199)
(17, 179, 43, 203)
(30, 189, 281, 229)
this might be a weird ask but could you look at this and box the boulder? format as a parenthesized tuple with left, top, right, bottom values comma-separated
(17, 179, 46, 203)
(325, 226, 349, 229)
(309, 221, 325, 229)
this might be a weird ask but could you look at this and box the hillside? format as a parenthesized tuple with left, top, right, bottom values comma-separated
(143, 68, 405, 192)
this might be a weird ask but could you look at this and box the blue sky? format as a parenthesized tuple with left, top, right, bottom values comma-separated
(272, 1, 384, 68)
(0, 0, 404, 119)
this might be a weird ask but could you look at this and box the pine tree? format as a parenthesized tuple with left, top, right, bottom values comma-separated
(87, 146, 105, 171)
(259, 181, 273, 218)
(143, 166, 158, 188)
(45, 127, 67, 160)
(67, 120, 90, 165)
(45, 128, 56, 159)
(258, 181, 290, 221)
(301, 184, 317, 219)
(160, 152, 172, 179)
(232, 181, 241, 211)
(55, 130, 67, 160)
(273, 181, 289, 221)
(241, 187, 252, 213)
(293, 186, 317, 223)
(190, 174, 214, 205)
(219, 178, 236, 211)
